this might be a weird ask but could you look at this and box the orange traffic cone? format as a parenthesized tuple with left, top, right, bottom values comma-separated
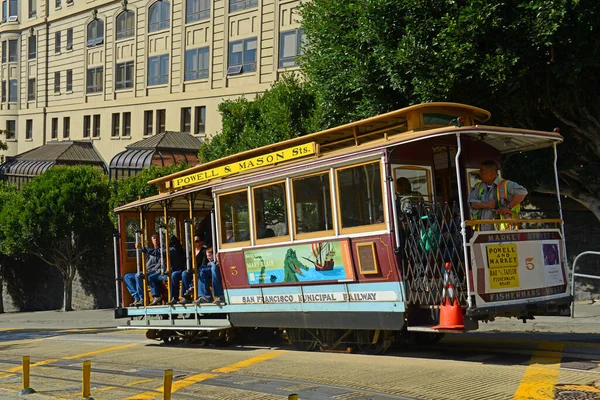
(433, 262, 464, 330)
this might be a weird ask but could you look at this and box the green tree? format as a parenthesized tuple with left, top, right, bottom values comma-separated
(0, 182, 19, 313)
(0, 166, 112, 311)
(109, 163, 190, 225)
(301, 0, 600, 220)
(199, 73, 319, 162)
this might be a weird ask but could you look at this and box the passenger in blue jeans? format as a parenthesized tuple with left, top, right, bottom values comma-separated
(124, 232, 165, 306)
(194, 248, 226, 305)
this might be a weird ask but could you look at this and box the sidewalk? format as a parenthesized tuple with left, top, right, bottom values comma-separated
(0, 302, 599, 333)
(0, 308, 117, 330)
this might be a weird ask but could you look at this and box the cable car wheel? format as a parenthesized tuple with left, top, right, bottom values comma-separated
(286, 328, 318, 351)
(356, 330, 392, 355)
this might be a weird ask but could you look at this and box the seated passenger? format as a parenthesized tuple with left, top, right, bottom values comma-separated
(125, 232, 166, 306)
(194, 248, 226, 305)
(178, 234, 207, 304)
(166, 236, 187, 305)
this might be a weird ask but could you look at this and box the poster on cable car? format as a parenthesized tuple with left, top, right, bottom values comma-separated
(470, 229, 568, 304)
(243, 240, 355, 285)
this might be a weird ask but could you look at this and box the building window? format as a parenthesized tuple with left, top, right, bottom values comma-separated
(92, 114, 101, 137)
(55, 0, 60, 8)
(25, 119, 32, 140)
(148, 0, 169, 32)
(87, 19, 104, 47)
(83, 115, 91, 137)
(66, 69, 72, 91)
(1, 41, 5, 63)
(123, 112, 131, 136)
(1, 80, 5, 102)
(54, 71, 60, 93)
(180, 107, 191, 133)
(184, 47, 209, 81)
(27, 78, 35, 100)
(186, 0, 209, 23)
(6, 120, 15, 140)
(63, 116, 70, 138)
(116, 10, 134, 40)
(8, 39, 18, 62)
(144, 110, 153, 135)
(86, 66, 103, 93)
(194, 106, 205, 134)
(8, 0, 16, 17)
(279, 29, 304, 68)
(66, 28, 73, 49)
(1, 1, 6, 22)
(111, 113, 119, 137)
(115, 61, 133, 90)
(55, 31, 61, 53)
(8, 79, 17, 102)
(29, 0, 36, 17)
(51, 118, 58, 139)
(28, 36, 36, 59)
(227, 37, 256, 74)
(147, 54, 169, 86)
(156, 109, 166, 133)
(229, 0, 257, 13)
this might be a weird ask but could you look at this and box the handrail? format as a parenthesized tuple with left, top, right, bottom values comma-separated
(570, 251, 600, 318)
(465, 218, 562, 226)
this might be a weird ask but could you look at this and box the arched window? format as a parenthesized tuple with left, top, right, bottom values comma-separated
(116, 10, 135, 40)
(148, 1, 169, 32)
(87, 19, 104, 47)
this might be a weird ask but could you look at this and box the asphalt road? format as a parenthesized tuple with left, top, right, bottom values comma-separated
(0, 325, 599, 399)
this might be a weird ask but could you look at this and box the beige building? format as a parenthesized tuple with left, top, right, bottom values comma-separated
(0, 0, 304, 166)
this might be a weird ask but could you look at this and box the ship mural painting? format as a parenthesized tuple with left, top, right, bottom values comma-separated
(244, 240, 355, 285)
(303, 242, 335, 271)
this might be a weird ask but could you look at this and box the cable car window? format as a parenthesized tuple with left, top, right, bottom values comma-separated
(219, 190, 249, 244)
(125, 218, 139, 258)
(336, 161, 385, 229)
(292, 172, 333, 236)
(393, 166, 432, 202)
(253, 182, 288, 240)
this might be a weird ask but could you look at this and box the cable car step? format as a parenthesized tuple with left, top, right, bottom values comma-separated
(407, 326, 464, 334)
(123, 318, 232, 329)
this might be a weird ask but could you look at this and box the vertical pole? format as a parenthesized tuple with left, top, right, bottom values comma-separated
(135, 229, 142, 275)
(553, 143, 569, 280)
(113, 233, 121, 308)
(139, 208, 148, 306)
(163, 369, 173, 400)
(22, 356, 30, 391)
(82, 360, 91, 399)
(18, 355, 35, 395)
(163, 203, 171, 298)
(454, 133, 473, 309)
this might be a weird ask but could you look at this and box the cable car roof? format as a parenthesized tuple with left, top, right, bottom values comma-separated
(112, 103, 562, 212)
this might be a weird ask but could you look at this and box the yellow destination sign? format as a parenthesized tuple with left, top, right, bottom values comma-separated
(487, 243, 520, 289)
(486, 243, 518, 268)
(172, 142, 316, 189)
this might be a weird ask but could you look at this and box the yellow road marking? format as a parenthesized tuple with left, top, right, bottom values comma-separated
(124, 350, 286, 400)
(212, 350, 286, 373)
(7, 358, 59, 372)
(513, 342, 565, 400)
(63, 343, 138, 359)
(0, 373, 15, 378)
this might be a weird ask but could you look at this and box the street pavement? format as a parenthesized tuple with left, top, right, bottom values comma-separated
(0, 303, 599, 399)
(0, 301, 599, 333)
